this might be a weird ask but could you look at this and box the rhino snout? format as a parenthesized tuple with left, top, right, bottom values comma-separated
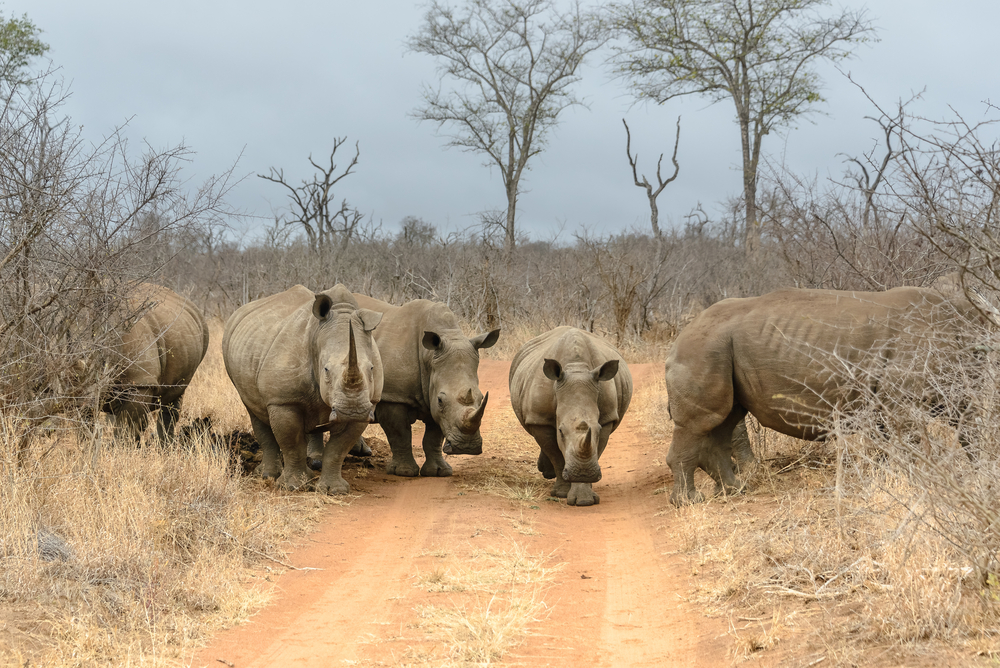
(442, 435, 483, 456)
(562, 463, 602, 483)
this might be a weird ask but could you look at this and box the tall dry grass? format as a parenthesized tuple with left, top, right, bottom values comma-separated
(0, 317, 324, 666)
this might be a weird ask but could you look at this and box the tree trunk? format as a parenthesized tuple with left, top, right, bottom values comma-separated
(505, 182, 517, 257)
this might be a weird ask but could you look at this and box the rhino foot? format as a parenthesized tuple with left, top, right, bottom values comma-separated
(567, 484, 599, 507)
(386, 459, 421, 477)
(670, 488, 706, 506)
(349, 438, 373, 457)
(420, 459, 453, 477)
(550, 480, 571, 499)
(316, 475, 351, 495)
(276, 470, 313, 492)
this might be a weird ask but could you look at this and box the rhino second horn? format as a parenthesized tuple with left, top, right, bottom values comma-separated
(459, 388, 474, 406)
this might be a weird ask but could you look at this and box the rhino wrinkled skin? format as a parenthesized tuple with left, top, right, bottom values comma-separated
(351, 294, 499, 478)
(222, 285, 383, 494)
(664, 286, 989, 506)
(104, 283, 209, 443)
(509, 327, 633, 506)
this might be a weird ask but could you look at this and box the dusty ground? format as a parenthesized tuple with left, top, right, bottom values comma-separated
(188, 361, 734, 668)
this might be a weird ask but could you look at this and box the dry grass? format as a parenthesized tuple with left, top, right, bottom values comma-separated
(0, 316, 328, 667)
(409, 540, 560, 666)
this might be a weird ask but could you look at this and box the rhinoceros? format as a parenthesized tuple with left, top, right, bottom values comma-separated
(222, 285, 383, 494)
(509, 327, 633, 506)
(104, 283, 209, 443)
(342, 295, 499, 477)
(664, 286, 989, 505)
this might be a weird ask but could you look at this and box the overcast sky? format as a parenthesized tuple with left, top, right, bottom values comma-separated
(10, 0, 998, 244)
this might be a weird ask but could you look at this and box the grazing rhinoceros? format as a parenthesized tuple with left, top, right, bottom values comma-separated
(664, 286, 989, 506)
(342, 295, 499, 477)
(509, 327, 633, 506)
(222, 285, 383, 494)
(104, 283, 209, 443)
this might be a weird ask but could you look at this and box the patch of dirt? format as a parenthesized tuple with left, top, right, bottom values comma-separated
(188, 362, 732, 667)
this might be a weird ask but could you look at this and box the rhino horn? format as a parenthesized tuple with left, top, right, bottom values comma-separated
(459, 388, 474, 406)
(343, 321, 364, 390)
(469, 391, 489, 427)
(579, 427, 594, 459)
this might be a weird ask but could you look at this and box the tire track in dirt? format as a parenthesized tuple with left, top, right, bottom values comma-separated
(191, 361, 731, 668)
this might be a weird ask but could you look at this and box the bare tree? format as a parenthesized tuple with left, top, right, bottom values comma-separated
(0, 69, 233, 442)
(623, 116, 680, 259)
(258, 137, 365, 254)
(609, 0, 875, 258)
(408, 0, 606, 256)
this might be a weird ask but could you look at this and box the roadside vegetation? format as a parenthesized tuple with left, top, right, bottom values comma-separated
(4, 2, 1000, 666)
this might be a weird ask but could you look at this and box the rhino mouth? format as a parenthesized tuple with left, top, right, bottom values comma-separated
(443, 438, 483, 456)
(562, 466, 602, 483)
(309, 408, 377, 433)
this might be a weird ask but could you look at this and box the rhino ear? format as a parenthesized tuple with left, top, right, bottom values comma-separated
(422, 331, 442, 351)
(357, 309, 382, 332)
(312, 294, 333, 320)
(542, 358, 563, 382)
(471, 329, 500, 350)
(593, 359, 619, 382)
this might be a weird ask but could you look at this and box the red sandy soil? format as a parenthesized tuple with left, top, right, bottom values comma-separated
(188, 361, 733, 668)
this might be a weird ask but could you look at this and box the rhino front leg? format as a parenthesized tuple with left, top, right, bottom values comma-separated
(420, 421, 453, 477)
(250, 413, 282, 480)
(114, 400, 150, 446)
(267, 406, 312, 491)
(156, 396, 182, 443)
(567, 483, 599, 507)
(527, 426, 570, 499)
(379, 403, 420, 477)
(316, 423, 365, 495)
(306, 432, 325, 471)
(537, 450, 556, 479)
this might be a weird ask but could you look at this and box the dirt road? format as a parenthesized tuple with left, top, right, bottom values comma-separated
(189, 361, 730, 667)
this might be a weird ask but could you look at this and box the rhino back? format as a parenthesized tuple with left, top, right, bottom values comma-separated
(119, 284, 208, 402)
(223, 285, 322, 420)
(668, 286, 979, 435)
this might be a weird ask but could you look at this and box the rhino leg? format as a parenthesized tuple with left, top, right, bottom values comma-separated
(668, 410, 747, 506)
(250, 413, 283, 481)
(156, 396, 182, 444)
(306, 433, 325, 471)
(420, 421, 453, 477)
(267, 406, 313, 491)
(537, 451, 556, 479)
(527, 426, 570, 499)
(379, 403, 421, 477)
(316, 424, 364, 495)
(114, 401, 150, 446)
(567, 483, 599, 507)
(349, 437, 372, 457)
(731, 418, 758, 474)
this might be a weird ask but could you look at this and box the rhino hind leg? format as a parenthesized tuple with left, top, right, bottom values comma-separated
(114, 401, 150, 446)
(668, 409, 747, 506)
(537, 451, 556, 479)
(349, 437, 373, 457)
(420, 421, 453, 477)
(378, 403, 421, 477)
(731, 417, 758, 474)
(306, 432, 325, 471)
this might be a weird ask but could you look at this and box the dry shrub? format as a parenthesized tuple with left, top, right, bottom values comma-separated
(0, 410, 322, 666)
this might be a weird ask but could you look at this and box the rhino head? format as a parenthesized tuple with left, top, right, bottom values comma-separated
(543, 357, 620, 483)
(311, 293, 383, 427)
(422, 327, 500, 455)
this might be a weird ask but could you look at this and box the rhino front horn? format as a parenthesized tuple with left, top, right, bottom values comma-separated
(471, 391, 489, 425)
